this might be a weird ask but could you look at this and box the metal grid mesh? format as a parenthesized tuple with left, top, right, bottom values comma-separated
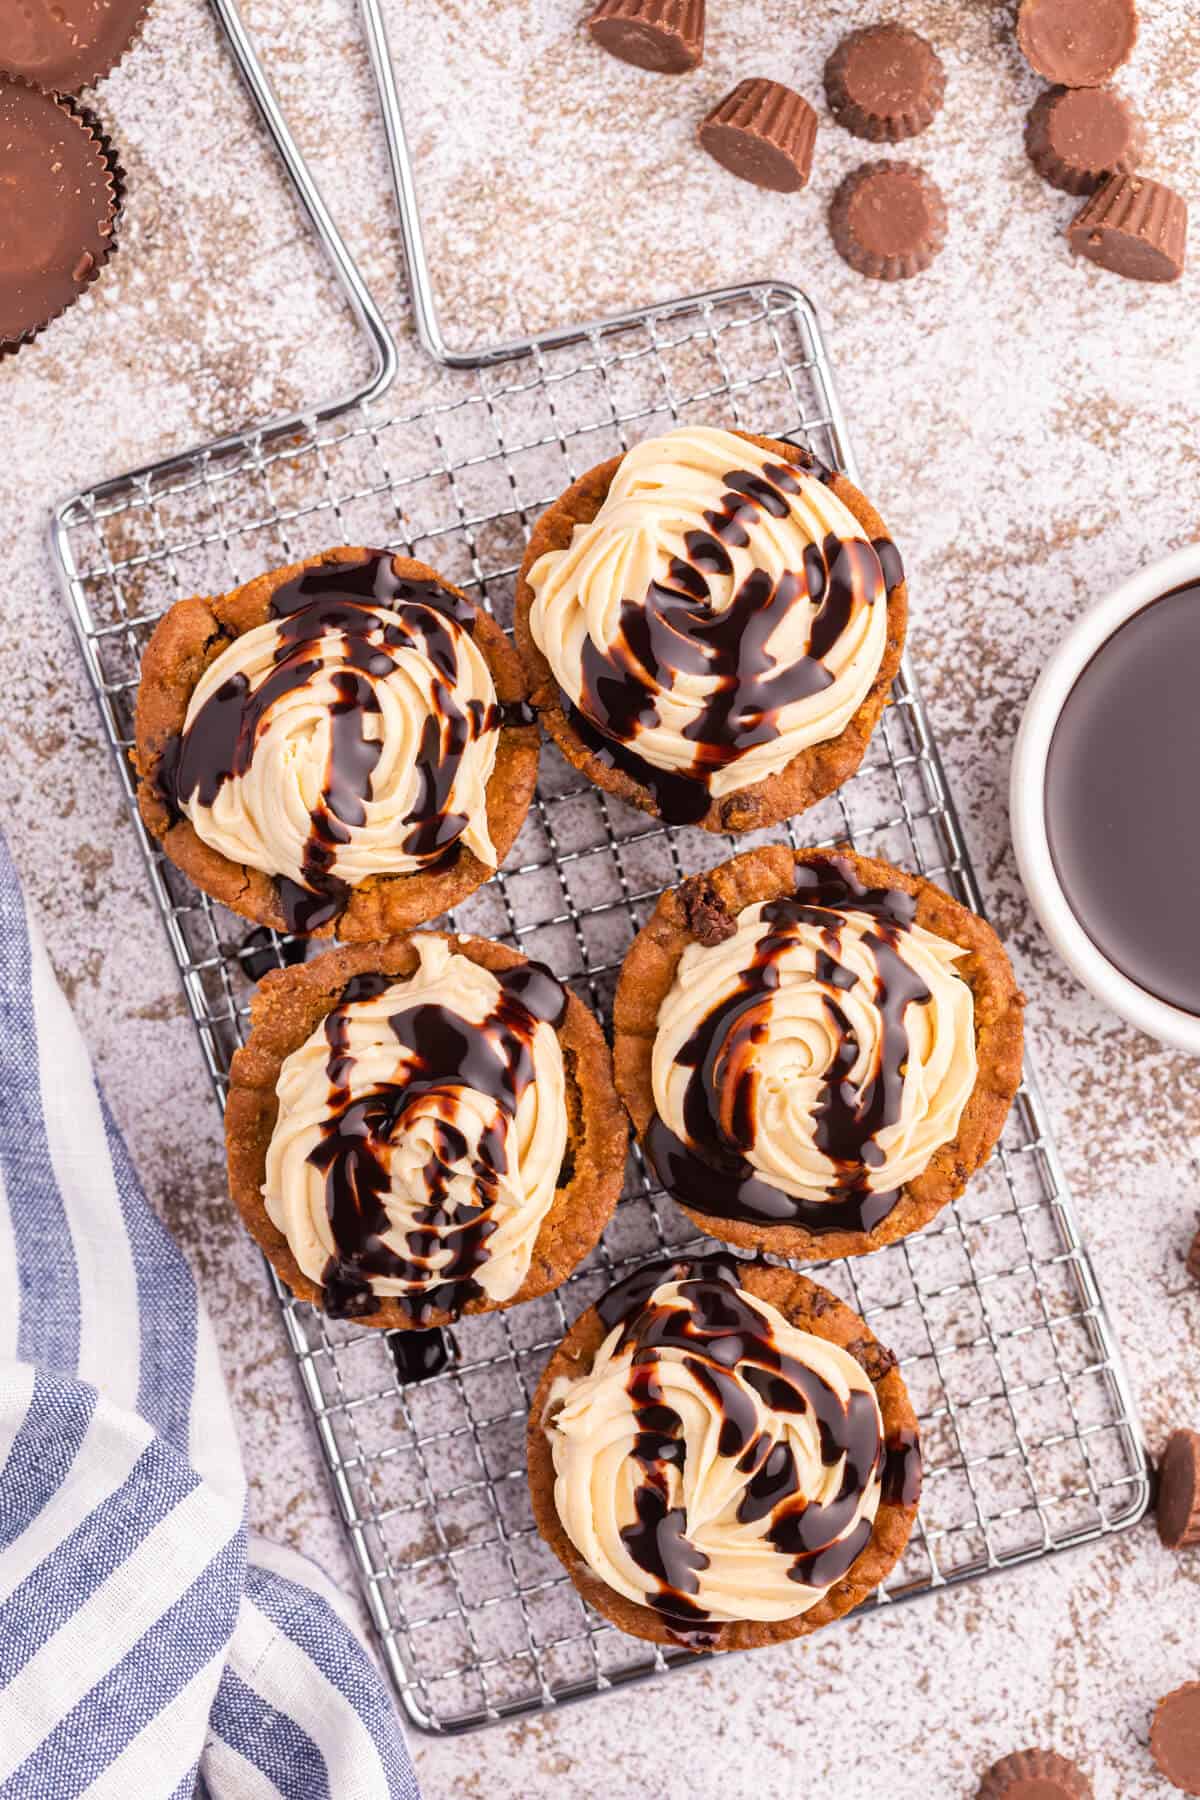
(55, 283, 1149, 1734)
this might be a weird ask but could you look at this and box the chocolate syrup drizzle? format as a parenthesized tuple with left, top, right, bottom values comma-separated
(311, 958, 568, 1322)
(388, 1327, 454, 1383)
(560, 458, 902, 824)
(235, 926, 307, 983)
(162, 553, 501, 933)
(592, 1254, 885, 1647)
(645, 855, 932, 1236)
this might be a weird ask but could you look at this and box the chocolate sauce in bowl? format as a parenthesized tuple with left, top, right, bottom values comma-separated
(1044, 581, 1200, 1016)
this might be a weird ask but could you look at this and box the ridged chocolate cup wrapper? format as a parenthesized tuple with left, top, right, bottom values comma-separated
(0, 76, 124, 357)
(1016, 0, 1138, 89)
(829, 160, 947, 281)
(1157, 1428, 1200, 1550)
(699, 78, 817, 192)
(824, 24, 945, 144)
(976, 1747, 1093, 1798)
(1067, 172, 1187, 284)
(0, 0, 153, 95)
(1025, 85, 1142, 197)
(1152, 1685, 1200, 1796)
(587, 0, 704, 74)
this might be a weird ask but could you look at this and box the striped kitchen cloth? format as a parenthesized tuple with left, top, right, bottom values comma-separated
(0, 827, 420, 1800)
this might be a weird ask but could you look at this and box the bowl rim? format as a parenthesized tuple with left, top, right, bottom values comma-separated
(1009, 540, 1200, 1055)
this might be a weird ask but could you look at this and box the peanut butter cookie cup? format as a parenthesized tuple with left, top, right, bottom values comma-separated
(225, 932, 628, 1328)
(514, 425, 907, 834)
(613, 846, 1023, 1260)
(529, 1252, 921, 1650)
(133, 548, 539, 938)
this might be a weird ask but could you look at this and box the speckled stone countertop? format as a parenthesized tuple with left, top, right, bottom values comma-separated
(3, 1, 1200, 1794)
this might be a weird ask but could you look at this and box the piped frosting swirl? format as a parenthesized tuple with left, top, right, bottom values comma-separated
(646, 856, 976, 1236)
(545, 1256, 889, 1641)
(166, 554, 502, 932)
(263, 937, 569, 1322)
(526, 427, 899, 807)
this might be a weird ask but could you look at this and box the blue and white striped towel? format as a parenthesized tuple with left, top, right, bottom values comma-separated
(0, 828, 421, 1800)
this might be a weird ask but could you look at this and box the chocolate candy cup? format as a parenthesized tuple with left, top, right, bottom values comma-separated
(0, 76, 122, 354)
(824, 24, 945, 143)
(0, 0, 152, 95)
(1067, 173, 1187, 284)
(1016, 0, 1138, 88)
(587, 0, 704, 74)
(699, 78, 817, 192)
(1157, 1428, 1200, 1550)
(1152, 1685, 1200, 1796)
(829, 160, 947, 281)
(976, 1748, 1093, 1798)
(1025, 85, 1142, 196)
(1187, 1225, 1200, 1286)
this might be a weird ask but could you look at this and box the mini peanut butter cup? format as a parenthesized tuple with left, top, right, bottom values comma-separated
(1187, 1225, 1200, 1285)
(1025, 86, 1142, 196)
(1157, 1429, 1200, 1550)
(976, 1748, 1093, 1798)
(1152, 1685, 1200, 1796)
(587, 0, 704, 74)
(0, 0, 152, 94)
(829, 160, 947, 281)
(824, 24, 945, 143)
(1016, 0, 1138, 89)
(698, 78, 817, 192)
(0, 76, 122, 354)
(1067, 172, 1187, 283)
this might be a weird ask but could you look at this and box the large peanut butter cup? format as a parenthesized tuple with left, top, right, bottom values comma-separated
(514, 429, 907, 834)
(0, 76, 122, 354)
(133, 547, 540, 939)
(528, 1254, 921, 1650)
(225, 932, 627, 1329)
(612, 845, 1024, 1261)
(1, 0, 153, 94)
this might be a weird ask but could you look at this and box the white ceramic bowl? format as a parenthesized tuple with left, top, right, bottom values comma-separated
(1010, 541, 1200, 1054)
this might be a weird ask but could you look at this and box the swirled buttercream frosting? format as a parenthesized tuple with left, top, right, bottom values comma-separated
(646, 856, 977, 1236)
(544, 1256, 896, 1642)
(165, 554, 502, 932)
(263, 937, 569, 1322)
(526, 427, 900, 817)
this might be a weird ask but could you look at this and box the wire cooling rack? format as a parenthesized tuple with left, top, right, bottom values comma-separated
(50, 0, 1149, 1740)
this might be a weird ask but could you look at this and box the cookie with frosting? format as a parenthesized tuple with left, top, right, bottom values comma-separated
(529, 1253, 921, 1649)
(514, 426, 906, 832)
(225, 932, 627, 1327)
(613, 846, 1023, 1259)
(133, 547, 539, 937)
